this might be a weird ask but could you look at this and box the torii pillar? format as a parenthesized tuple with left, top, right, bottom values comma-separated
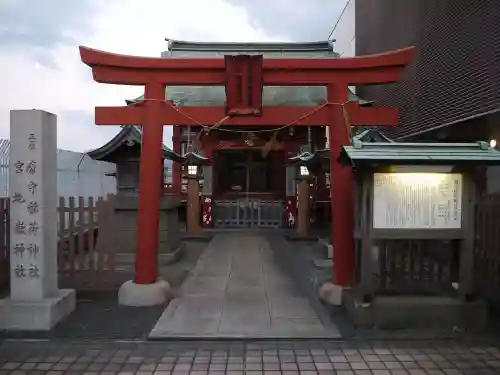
(121, 82, 172, 306)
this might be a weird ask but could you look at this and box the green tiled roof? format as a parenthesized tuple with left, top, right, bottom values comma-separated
(87, 125, 184, 162)
(129, 40, 370, 107)
(165, 40, 336, 54)
(352, 129, 394, 143)
(339, 141, 500, 166)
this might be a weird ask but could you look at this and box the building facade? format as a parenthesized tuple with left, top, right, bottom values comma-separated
(353, 0, 500, 141)
(165, 41, 337, 228)
(330, 0, 355, 58)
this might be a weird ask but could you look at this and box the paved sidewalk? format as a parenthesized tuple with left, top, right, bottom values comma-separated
(1, 338, 499, 374)
(150, 234, 339, 339)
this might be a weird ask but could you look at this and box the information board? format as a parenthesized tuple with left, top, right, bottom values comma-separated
(373, 173, 463, 229)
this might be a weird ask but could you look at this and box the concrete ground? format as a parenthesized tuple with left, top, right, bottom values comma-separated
(150, 234, 340, 339)
(0, 242, 207, 341)
(1, 338, 499, 374)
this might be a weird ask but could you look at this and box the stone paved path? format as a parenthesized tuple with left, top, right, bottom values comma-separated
(1, 338, 500, 374)
(150, 234, 340, 339)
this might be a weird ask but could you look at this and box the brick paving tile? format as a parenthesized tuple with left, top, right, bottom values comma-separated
(0, 339, 499, 375)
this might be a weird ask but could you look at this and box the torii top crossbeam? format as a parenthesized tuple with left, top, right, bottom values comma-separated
(79, 44, 415, 288)
(80, 46, 414, 128)
(80, 45, 413, 85)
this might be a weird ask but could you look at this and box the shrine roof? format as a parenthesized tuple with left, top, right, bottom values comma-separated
(87, 125, 184, 162)
(126, 40, 370, 109)
(352, 129, 394, 143)
(165, 39, 335, 53)
(127, 87, 370, 108)
(339, 141, 500, 166)
(146, 39, 373, 107)
(288, 130, 390, 167)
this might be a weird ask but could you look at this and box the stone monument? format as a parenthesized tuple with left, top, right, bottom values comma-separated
(0, 110, 75, 330)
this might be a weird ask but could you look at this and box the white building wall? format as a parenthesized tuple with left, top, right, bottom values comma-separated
(331, 0, 356, 58)
(326, 0, 356, 149)
(0, 139, 116, 199)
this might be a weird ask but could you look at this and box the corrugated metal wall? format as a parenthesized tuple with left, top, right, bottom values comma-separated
(0, 139, 116, 199)
(355, 0, 500, 140)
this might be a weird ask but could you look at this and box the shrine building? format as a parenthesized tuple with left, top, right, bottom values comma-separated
(86, 125, 182, 194)
(117, 40, 378, 229)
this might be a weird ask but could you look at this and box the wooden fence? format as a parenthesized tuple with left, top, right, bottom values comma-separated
(373, 239, 458, 295)
(474, 193, 500, 308)
(1, 192, 500, 298)
(366, 193, 500, 301)
(349, 192, 499, 299)
(0, 195, 123, 292)
(57, 195, 122, 290)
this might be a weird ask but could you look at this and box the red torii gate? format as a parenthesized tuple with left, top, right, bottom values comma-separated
(80, 45, 415, 289)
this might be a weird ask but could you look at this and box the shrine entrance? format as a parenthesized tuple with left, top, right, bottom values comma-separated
(79, 44, 414, 288)
(212, 149, 284, 228)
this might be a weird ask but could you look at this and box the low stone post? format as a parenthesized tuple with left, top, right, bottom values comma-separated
(0, 110, 75, 330)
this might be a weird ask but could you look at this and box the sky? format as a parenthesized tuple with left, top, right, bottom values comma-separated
(0, 0, 347, 152)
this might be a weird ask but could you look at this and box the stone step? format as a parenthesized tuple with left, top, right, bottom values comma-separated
(314, 259, 332, 269)
(315, 238, 333, 259)
(115, 245, 185, 266)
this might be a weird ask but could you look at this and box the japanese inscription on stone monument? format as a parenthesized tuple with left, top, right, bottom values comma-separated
(10, 132, 41, 280)
(4, 110, 74, 329)
(373, 172, 463, 229)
